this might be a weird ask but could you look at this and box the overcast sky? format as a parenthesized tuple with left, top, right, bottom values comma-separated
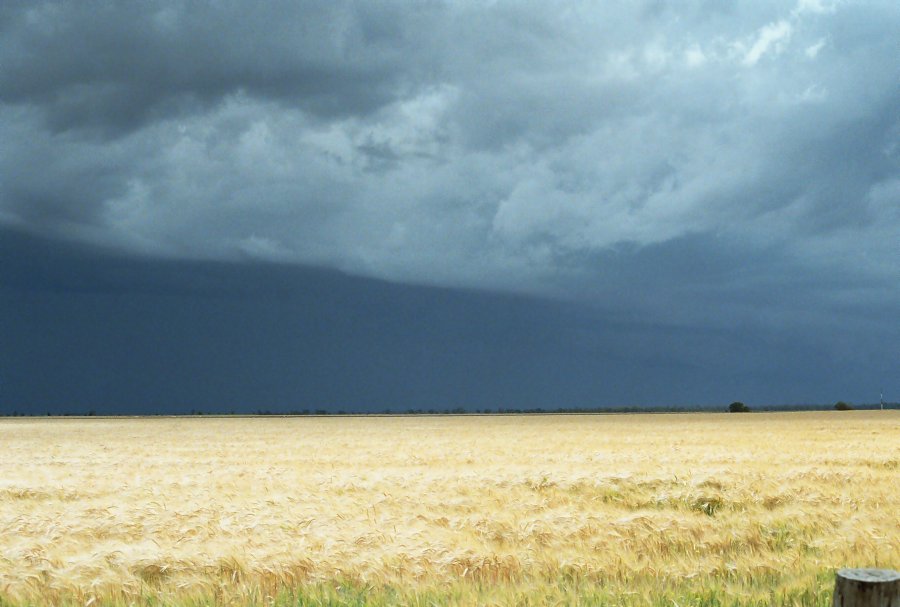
(1, 1, 898, 412)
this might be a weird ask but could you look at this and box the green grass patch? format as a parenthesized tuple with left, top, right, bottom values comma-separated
(0, 570, 837, 607)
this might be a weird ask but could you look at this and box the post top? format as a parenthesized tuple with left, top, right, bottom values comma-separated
(837, 568, 900, 583)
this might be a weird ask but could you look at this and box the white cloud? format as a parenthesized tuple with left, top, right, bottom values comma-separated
(793, 0, 839, 16)
(805, 38, 827, 58)
(742, 20, 793, 66)
(684, 44, 707, 68)
(798, 84, 828, 103)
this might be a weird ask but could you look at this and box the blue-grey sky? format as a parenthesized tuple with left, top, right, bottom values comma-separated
(1, 1, 898, 412)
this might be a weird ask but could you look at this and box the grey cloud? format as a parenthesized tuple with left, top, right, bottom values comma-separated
(0, 2, 431, 135)
(0, 0, 898, 324)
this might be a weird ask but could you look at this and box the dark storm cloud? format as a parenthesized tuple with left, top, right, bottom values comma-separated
(1, 1, 895, 288)
(0, 1, 898, 409)
(0, 2, 423, 134)
(3, 229, 896, 413)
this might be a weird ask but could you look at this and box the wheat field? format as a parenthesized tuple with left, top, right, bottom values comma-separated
(0, 411, 897, 606)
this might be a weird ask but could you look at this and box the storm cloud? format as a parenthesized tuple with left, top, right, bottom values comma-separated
(1, 1, 898, 410)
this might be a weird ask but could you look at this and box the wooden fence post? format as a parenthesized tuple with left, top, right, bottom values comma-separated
(833, 569, 900, 606)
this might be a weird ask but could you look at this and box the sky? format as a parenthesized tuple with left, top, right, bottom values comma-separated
(1, 1, 898, 413)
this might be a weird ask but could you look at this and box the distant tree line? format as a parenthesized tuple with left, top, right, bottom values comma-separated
(1, 401, 894, 417)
